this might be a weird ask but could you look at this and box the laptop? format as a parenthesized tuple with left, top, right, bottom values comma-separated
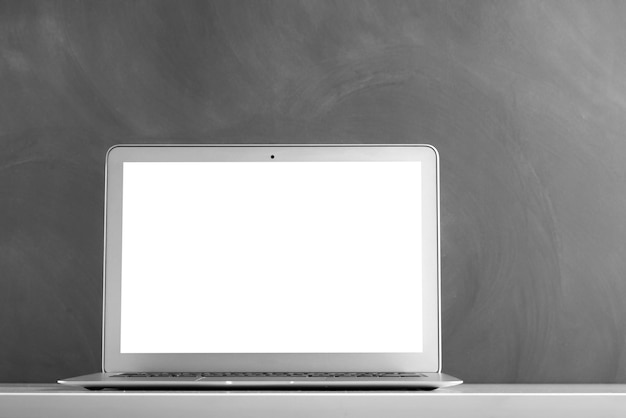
(59, 144, 462, 390)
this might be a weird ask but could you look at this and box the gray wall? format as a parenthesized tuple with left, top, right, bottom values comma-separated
(1, 0, 625, 383)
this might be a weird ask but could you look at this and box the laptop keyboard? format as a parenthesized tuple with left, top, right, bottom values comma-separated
(115, 372, 427, 378)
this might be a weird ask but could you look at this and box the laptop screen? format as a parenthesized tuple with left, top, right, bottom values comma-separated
(119, 161, 423, 354)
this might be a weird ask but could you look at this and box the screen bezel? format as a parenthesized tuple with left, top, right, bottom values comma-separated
(102, 144, 441, 373)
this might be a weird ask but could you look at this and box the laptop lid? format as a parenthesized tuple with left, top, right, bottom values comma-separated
(102, 144, 441, 373)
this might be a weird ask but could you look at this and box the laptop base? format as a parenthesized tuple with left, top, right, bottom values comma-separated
(59, 372, 462, 391)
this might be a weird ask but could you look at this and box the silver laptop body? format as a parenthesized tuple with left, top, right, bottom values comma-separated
(59, 144, 461, 390)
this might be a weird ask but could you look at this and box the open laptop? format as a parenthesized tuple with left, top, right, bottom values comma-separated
(59, 144, 462, 390)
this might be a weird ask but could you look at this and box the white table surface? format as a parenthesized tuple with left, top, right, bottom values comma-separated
(1, 384, 625, 417)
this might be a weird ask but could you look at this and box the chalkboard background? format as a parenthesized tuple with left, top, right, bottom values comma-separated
(1, 1, 625, 383)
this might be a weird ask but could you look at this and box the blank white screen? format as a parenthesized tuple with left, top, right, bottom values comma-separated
(120, 161, 422, 353)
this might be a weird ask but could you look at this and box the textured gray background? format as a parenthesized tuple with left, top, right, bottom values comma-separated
(1, 1, 625, 383)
